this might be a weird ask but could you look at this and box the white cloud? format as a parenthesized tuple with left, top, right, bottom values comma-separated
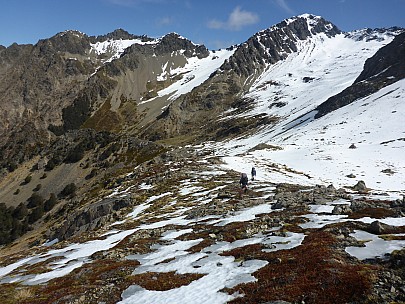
(156, 17, 174, 27)
(107, 0, 164, 6)
(274, 0, 294, 15)
(210, 39, 236, 50)
(208, 6, 259, 31)
(207, 20, 224, 30)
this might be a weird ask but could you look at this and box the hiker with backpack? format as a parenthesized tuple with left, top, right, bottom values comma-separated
(251, 167, 256, 181)
(240, 173, 249, 193)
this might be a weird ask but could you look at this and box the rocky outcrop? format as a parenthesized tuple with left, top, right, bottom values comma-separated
(224, 15, 340, 78)
(272, 184, 348, 210)
(155, 33, 209, 59)
(49, 197, 131, 241)
(37, 30, 91, 56)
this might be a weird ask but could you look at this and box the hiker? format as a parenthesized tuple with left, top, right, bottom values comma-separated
(240, 173, 248, 193)
(251, 167, 256, 181)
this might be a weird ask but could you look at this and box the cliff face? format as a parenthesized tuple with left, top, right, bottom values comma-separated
(0, 32, 97, 167)
(224, 14, 341, 78)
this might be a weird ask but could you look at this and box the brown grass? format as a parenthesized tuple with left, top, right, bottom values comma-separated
(349, 207, 396, 219)
(0, 284, 32, 304)
(379, 234, 405, 241)
(128, 271, 204, 291)
(114, 235, 160, 255)
(187, 238, 215, 253)
(18, 259, 140, 304)
(222, 231, 376, 304)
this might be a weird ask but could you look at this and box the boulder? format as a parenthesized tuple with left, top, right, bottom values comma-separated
(353, 180, 367, 192)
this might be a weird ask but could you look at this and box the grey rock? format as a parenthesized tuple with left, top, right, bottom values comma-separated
(353, 180, 367, 191)
(332, 204, 352, 215)
(368, 220, 393, 235)
(50, 196, 131, 241)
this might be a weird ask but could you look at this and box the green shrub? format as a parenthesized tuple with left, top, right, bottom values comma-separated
(24, 175, 32, 185)
(85, 169, 97, 180)
(59, 183, 77, 198)
(44, 193, 58, 212)
(27, 193, 44, 209)
(0, 204, 14, 244)
(45, 159, 57, 171)
(30, 163, 39, 172)
(8, 162, 18, 172)
(64, 145, 85, 163)
(28, 206, 44, 224)
(13, 203, 28, 220)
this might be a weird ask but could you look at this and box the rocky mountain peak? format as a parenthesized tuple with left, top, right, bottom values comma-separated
(221, 14, 341, 79)
(268, 13, 341, 39)
(157, 32, 209, 58)
(57, 30, 87, 38)
(92, 28, 152, 43)
(37, 30, 91, 55)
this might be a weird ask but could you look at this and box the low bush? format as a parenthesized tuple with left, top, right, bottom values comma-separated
(59, 183, 77, 198)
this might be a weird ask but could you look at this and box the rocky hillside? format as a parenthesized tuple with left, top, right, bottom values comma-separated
(0, 13, 404, 304)
(1, 145, 405, 303)
(0, 29, 211, 173)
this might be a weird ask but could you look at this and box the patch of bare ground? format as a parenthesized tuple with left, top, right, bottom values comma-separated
(128, 271, 204, 291)
(221, 231, 376, 304)
(348, 207, 397, 219)
(112, 234, 163, 255)
(15, 256, 65, 277)
(0, 284, 31, 304)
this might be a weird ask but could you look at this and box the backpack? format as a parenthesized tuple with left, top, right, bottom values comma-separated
(241, 173, 248, 185)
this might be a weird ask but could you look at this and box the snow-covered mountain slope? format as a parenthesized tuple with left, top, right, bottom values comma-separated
(218, 79, 405, 192)
(227, 29, 397, 133)
(213, 26, 404, 193)
(90, 37, 158, 63)
(1, 145, 405, 303)
(142, 48, 235, 104)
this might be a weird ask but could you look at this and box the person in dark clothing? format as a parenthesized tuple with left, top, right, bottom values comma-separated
(251, 167, 256, 181)
(240, 173, 248, 193)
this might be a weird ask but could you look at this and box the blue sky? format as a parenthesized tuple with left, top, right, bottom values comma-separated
(1, 0, 404, 50)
